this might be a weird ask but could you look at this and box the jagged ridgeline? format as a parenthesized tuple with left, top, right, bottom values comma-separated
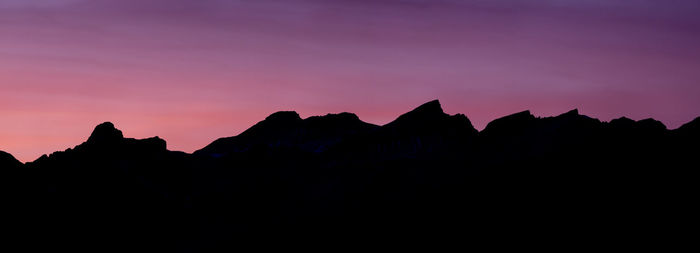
(2, 100, 699, 250)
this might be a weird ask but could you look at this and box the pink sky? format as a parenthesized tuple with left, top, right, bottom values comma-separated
(2, 0, 700, 162)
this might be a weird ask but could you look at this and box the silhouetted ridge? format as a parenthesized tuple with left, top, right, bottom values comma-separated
(675, 116, 700, 139)
(548, 109, 601, 127)
(29, 122, 170, 166)
(0, 150, 22, 168)
(608, 117, 667, 132)
(384, 100, 476, 132)
(609, 116, 635, 126)
(264, 111, 302, 122)
(342, 100, 478, 157)
(673, 116, 700, 144)
(559, 109, 579, 117)
(131, 136, 168, 151)
(489, 110, 534, 125)
(678, 116, 700, 132)
(306, 112, 361, 123)
(385, 99, 446, 127)
(480, 109, 599, 138)
(6, 100, 700, 251)
(481, 110, 535, 136)
(195, 110, 378, 156)
(638, 118, 667, 131)
(16, 122, 187, 250)
(415, 99, 443, 113)
(476, 108, 607, 165)
(87, 122, 124, 144)
(239, 111, 302, 137)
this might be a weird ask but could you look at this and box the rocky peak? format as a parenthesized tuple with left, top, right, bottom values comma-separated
(265, 111, 302, 123)
(482, 110, 536, 135)
(87, 122, 124, 144)
(559, 109, 579, 117)
(385, 100, 447, 127)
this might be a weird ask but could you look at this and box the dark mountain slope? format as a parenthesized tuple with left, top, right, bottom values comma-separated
(668, 116, 700, 179)
(0, 150, 21, 169)
(20, 122, 193, 251)
(3, 101, 699, 250)
(479, 109, 602, 160)
(195, 111, 378, 157)
(673, 116, 700, 140)
(379, 99, 477, 151)
(472, 110, 693, 241)
(334, 100, 478, 159)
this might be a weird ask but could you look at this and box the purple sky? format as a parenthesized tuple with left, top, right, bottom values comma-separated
(2, 0, 700, 162)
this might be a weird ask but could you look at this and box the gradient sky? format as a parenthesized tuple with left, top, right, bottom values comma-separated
(2, 0, 700, 162)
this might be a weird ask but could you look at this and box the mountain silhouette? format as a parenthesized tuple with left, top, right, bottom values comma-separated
(0, 150, 21, 169)
(2, 100, 698, 250)
(674, 116, 700, 139)
(196, 111, 377, 157)
(327, 100, 478, 161)
(380, 99, 477, 146)
(86, 122, 124, 144)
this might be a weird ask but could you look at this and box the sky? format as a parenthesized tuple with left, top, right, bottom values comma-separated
(2, 0, 700, 162)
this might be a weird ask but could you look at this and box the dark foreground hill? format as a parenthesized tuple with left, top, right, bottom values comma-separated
(3, 100, 699, 250)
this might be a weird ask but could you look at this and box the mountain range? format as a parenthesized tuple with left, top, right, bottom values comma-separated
(2, 100, 698, 250)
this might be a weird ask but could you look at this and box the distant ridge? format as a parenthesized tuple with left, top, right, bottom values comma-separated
(2, 99, 699, 163)
(2, 99, 699, 251)
(195, 111, 378, 156)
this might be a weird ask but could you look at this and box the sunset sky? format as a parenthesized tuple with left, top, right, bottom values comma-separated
(2, 0, 700, 162)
